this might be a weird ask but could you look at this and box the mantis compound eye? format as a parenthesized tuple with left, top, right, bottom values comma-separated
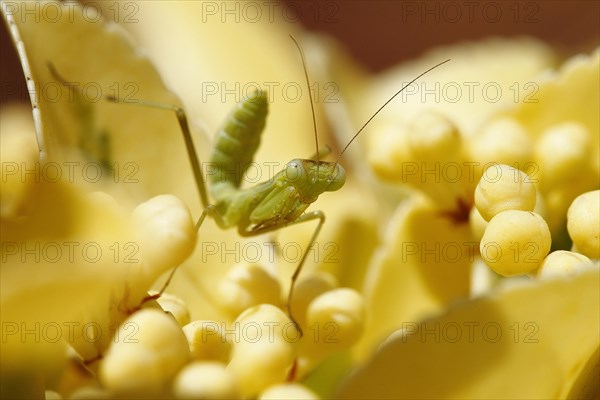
(285, 160, 308, 185)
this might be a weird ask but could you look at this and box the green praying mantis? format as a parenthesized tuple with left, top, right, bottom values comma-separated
(108, 36, 449, 333)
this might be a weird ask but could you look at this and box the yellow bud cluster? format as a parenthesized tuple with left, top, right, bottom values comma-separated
(473, 161, 598, 279)
(87, 260, 367, 398)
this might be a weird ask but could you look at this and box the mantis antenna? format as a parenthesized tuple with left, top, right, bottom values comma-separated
(289, 34, 320, 164)
(289, 35, 449, 172)
(333, 58, 451, 166)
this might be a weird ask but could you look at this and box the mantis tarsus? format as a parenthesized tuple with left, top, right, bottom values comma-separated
(108, 37, 449, 334)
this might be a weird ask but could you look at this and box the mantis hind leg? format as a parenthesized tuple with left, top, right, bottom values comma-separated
(239, 211, 326, 336)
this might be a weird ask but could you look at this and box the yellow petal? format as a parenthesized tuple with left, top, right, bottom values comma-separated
(337, 269, 599, 399)
(356, 195, 474, 358)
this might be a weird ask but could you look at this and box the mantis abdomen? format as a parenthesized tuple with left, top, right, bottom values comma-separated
(209, 91, 268, 202)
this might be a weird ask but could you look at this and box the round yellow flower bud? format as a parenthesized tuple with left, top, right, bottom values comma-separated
(475, 164, 536, 221)
(537, 250, 593, 279)
(289, 271, 338, 330)
(173, 361, 240, 399)
(466, 117, 534, 179)
(131, 195, 196, 276)
(567, 190, 600, 258)
(535, 122, 590, 190)
(259, 383, 319, 400)
(99, 309, 190, 395)
(305, 288, 365, 352)
(227, 305, 297, 397)
(407, 110, 461, 162)
(217, 263, 282, 318)
(480, 210, 551, 276)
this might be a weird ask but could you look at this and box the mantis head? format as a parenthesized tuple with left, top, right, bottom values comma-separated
(285, 159, 346, 204)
